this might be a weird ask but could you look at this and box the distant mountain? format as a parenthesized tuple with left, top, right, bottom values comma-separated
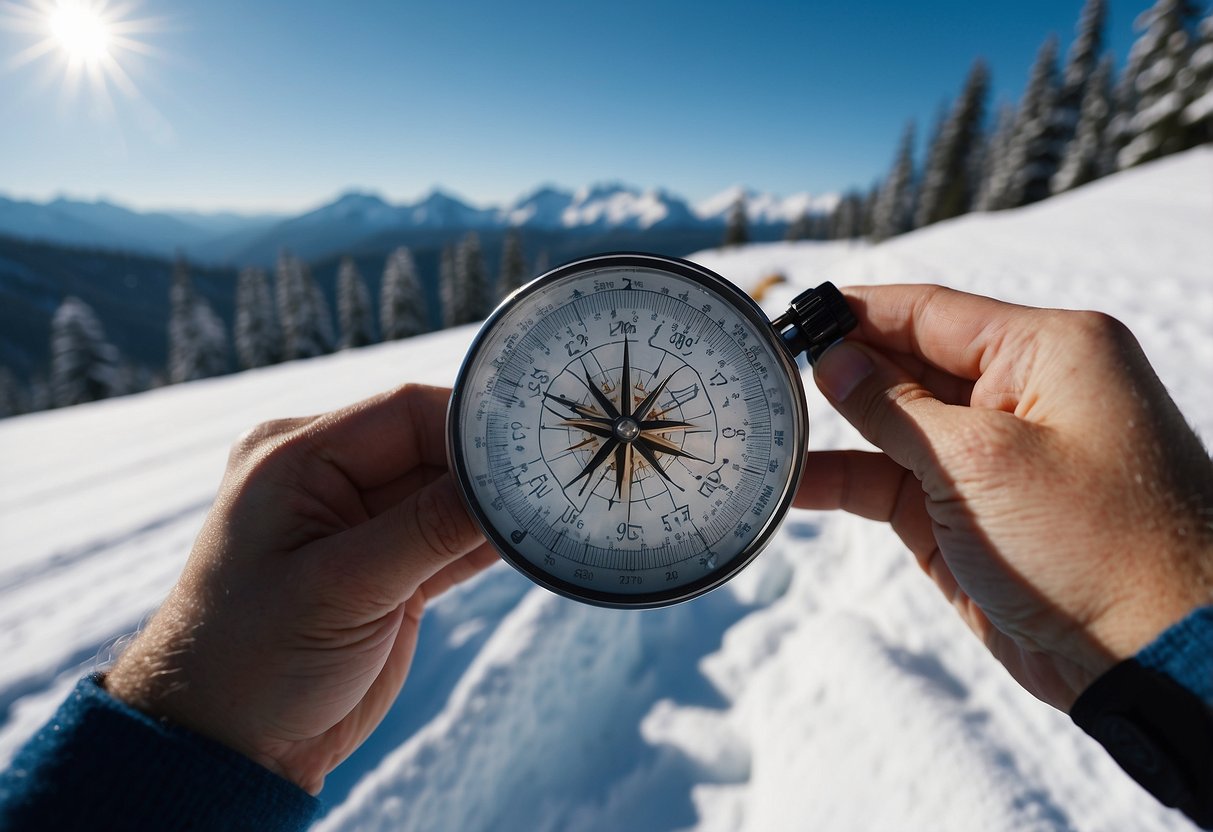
(0, 182, 836, 267)
(0, 195, 281, 258)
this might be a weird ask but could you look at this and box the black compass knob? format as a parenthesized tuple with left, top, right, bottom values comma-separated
(772, 282, 858, 364)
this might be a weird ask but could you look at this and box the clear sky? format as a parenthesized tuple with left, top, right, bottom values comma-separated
(0, 0, 1166, 214)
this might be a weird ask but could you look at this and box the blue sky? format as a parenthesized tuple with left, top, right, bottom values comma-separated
(0, 0, 1162, 213)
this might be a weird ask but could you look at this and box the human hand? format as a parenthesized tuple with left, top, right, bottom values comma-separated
(796, 285, 1213, 711)
(105, 385, 496, 793)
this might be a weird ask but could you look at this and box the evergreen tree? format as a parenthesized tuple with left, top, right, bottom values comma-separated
(976, 103, 1017, 210)
(51, 296, 120, 407)
(831, 190, 864, 240)
(168, 258, 228, 383)
(1003, 36, 1067, 207)
(234, 266, 281, 370)
(533, 249, 550, 277)
(1058, 0, 1108, 148)
(380, 246, 429, 340)
(1054, 56, 1117, 193)
(0, 367, 25, 418)
(276, 252, 330, 361)
(1119, 0, 1204, 168)
(28, 374, 51, 412)
(915, 60, 990, 228)
(439, 243, 458, 328)
(497, 228, 528, 298)
(1180, 10, 1213, 145)
(723, 195, 749, 246)
(337, 257, 375, 349)
(784, 210, 813, 241)
(872, 121, 917, 241)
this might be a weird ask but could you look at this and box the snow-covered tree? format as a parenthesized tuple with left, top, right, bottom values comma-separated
(0, 367, 25, 418)
(831, 190, 864, 240)
(1054, 56, 1117, 193)
(1119, 0, 1204, 168)
(234, 266, 281, 370)
(337, 257, 375, 349)
(439, 244, 458, 328)
(723, 195, 749, 246)
(168, 258, 229, 384)
(975, 103, 1017, 210)
(276, 252, 332, 361)
(380, 246, 429, 340)
(1058, 0, 1108, 148)
(784, 210, 812, 241)
(497, 228, 528, 299)
(443, 234, 489, 327)
(915, 60, 989, 228)
(1181, 10, 1213, 145)
(871, 121, 917, 241)
(51, 296, 121, 407)
(1002, 36, 1068, 207)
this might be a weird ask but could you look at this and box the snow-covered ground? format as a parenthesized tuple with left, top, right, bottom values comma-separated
(2, 147, 1211, 831)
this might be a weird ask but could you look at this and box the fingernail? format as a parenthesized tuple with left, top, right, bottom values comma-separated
(814, 342, 873, 402)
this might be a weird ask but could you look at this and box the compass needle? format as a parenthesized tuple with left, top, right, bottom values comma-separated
(450, 254, 851, 607)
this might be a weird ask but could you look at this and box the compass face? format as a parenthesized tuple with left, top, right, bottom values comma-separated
(448, 253, 807, 608)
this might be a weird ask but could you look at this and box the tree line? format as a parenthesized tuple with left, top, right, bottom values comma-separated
(724, 0, 1212, 246)
(0, 229, 539, 417)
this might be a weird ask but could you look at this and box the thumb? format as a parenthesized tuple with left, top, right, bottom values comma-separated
(813, 340, 950, 475)
(331, 472, 486, 602)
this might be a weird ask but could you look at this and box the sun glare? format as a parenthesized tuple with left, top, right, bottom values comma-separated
(49, 3, 111, 63)
(2, 0, 164, 119)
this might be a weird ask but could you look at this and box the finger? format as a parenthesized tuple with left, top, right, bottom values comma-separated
(302, 384, 452, 490)
(337, 472, 485, 599)
(360, 465, 447, 517)
(842, 284, 1038, 382)
(884, 351, 975, 407)
(812, 340, 954, 478)
(795, 450, 939, 561)
(418, 541, 500, 603)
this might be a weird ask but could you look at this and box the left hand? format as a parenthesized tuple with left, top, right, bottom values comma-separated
(106, 384, 496, 794)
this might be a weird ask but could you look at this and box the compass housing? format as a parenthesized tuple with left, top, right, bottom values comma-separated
(448, 253, 809, 608)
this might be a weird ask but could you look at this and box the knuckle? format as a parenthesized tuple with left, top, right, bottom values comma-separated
(413, 482, 473, 561)
(856, 380, 930, 441)
(1061, 309, 1134, 351)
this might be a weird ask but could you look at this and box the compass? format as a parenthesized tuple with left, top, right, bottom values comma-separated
(448, 252, 856, 608)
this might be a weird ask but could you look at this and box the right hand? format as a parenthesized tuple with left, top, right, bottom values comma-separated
(795, 284, 1213, 710)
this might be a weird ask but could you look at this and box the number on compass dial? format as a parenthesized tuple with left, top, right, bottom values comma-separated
(450, 257, 806, 607)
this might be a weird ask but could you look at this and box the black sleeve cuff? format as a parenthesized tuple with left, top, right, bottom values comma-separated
(1071, 658, 1213, 828)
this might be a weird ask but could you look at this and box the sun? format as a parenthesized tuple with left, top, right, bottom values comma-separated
(48, 2, 112, 64)
(2, 0, 163, 113)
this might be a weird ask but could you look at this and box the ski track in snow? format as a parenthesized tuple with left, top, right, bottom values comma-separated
(1, 148, 1211, 830)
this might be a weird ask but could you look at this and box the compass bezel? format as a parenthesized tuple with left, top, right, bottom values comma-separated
(447, 252, 809, 609)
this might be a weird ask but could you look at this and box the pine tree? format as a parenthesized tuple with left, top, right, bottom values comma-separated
(51, 296, 120, 407)
(723, 195, 749, 246)
(276, 252, 331, 361)
(337, 257, 375, 349)
(831, 190, 864, 240)
(1119, 0, 1204, 168)
(497, 228, 528, 298)
(784, 210, 813, 241)
(1003, 36, 1067, 207)
(456, 232, 489, 324)
(1180, 10, 1213, 145)
(1058, 0, 1108, 148)
(0, 366, 25, 418)
(1054, 55, 1117, 193)
(439, 244, 458, 328)
(872, 121, 917, 241)
(380, 246, 429, 340)
(533, 249, 550, 277)
(976, 103, 1017, 210)
(234, 267, 282, 370)
(915, 60, 990, 228)
(167, 258, 226, 383)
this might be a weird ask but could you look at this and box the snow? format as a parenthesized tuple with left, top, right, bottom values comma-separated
(694, 186, 839, 224)
(2, 147, 1212, 830)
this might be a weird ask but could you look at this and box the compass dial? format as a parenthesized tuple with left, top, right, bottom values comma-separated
(448, 253, 808, 608)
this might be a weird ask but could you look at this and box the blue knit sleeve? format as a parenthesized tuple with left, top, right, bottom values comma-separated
(0, 674, 321, 831)
(1136, 605, 1213, 704)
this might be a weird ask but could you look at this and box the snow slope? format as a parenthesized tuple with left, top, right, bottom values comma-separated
(1, 147, 1211, 831)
